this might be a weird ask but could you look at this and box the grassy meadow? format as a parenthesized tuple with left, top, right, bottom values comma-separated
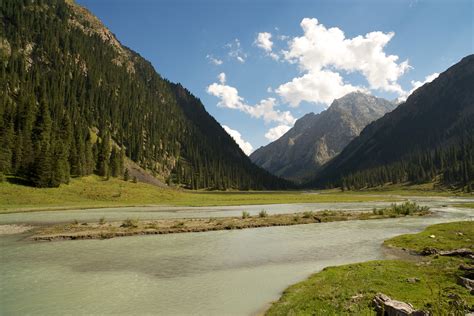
(0, 175, 400, 213)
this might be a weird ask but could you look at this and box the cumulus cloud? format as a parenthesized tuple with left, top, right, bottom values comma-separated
(222, 125, 253, 155)
(398, 72, 440, 102)
(276, 69, 363, 107)
(265, 124, 292, 141)
(206, 54, 223, 65)
(226, 39, 247, 63)
(275, 18, 410, 107)
(207, 74, 296, 125)
(256, 32, 273, 52)
(255, 32, 279, 60)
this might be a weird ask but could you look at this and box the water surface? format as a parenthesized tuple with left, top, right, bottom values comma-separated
(0, 200, 473, 315)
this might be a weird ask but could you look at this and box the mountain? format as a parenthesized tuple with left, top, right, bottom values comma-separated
(310, 55, 474, 190)
(0, 0, 290, 189)
(250, 92, 395, 182)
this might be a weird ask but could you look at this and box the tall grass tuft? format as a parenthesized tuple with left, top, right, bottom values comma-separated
(242, 211, 250, 219)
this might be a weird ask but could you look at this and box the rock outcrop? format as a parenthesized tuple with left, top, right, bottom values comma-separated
(372, 293, 428, 316)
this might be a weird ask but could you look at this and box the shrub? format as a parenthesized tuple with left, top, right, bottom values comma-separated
(302, 211, 314, 219)
(259, 210, 268, 218)
(388, 202, 429, 216)
(242, 211, 250, 219)
(99, 217, 106, 225)
(121, 218, 139, 228)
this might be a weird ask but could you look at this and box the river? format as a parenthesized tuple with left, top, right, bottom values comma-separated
(0, 197, 473, 315)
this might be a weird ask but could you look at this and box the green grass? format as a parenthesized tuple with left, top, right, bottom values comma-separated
(451, 203, 474, 209)
(0, 175, 399, 213)
(267, 221, 474, 315)
(384, 221, 474, 252)
(350, 182, 472, 197)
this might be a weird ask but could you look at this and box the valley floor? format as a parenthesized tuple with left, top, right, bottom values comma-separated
(0, 175, 470, 213)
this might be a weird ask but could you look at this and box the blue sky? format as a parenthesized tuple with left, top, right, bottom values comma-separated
(78, 0, 473, 154)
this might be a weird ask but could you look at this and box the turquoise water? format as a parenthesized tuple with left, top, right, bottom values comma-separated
(0, 201, 472, 315)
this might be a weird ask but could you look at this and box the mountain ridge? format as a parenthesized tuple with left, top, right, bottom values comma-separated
(309, 55, 474, 190)
(250, 92, 395, 182)
(0, 0, 290, 189)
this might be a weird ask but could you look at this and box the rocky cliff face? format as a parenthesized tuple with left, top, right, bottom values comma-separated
(250, 92, 395, 182)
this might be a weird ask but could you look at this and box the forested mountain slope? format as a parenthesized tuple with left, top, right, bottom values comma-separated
(250, 92, 394, 182)
(0, 0, 290, 189)
(309, 55, 474, 191)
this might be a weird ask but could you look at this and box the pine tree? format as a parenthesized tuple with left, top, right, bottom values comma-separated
(97, 131, 110, 177)
(30, 97, 52, 187)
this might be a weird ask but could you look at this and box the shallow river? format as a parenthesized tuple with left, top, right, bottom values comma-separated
(1, 198, 473, 315)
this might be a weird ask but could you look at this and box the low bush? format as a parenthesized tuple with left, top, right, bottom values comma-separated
(121, 218, 139, 228)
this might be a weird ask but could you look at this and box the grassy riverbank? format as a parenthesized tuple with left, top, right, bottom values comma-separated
(266, 221, 474, 315)
(31, 203, 430, 241)
(0, 175, 402, 213)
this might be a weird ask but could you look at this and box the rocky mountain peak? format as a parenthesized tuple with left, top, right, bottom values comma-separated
(250, 92, 395, 182)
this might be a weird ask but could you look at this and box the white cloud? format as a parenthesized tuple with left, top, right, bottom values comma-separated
(255, 32, 273, 52)
(206, 54, 223, 65)
(410, 72, 439, 93)
(398, 72, 440, 102)
(276, 69, 363, 107)
(218, 72, 226, 84)
(207, 74, 296, 125)
(226, 39, 247, 63)
(222, 125, 253, 155)
(276, 18, 410, 106)
(252, 98, 295, 124)
(265, 124, 292, 141)
(255, 32, 280, 60)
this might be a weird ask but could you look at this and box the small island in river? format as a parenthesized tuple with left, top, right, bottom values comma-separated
(32, 202, 430, 241)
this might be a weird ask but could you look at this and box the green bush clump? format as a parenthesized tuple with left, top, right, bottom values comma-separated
(302, 211, 314, 218)
(388, 202, 429, 215)
(259, 210, 268, 218)
(242, 211, 250, 219)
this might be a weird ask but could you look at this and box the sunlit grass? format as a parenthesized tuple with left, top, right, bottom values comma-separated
(0, 175, 401, 213)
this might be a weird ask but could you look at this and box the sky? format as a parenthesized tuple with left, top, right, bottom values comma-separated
(77, 0, 473, 155)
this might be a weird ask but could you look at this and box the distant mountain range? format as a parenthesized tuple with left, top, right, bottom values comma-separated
(0, 0, 289, 189)
(1, 1, 471, 191)
(310, 55, 474, 190)
(250, 92, 395, 182)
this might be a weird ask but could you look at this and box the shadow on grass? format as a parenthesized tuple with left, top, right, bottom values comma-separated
(6, 176, 35, 187)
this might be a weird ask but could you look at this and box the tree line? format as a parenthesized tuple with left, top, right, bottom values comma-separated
(0, 0, 290, 190)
